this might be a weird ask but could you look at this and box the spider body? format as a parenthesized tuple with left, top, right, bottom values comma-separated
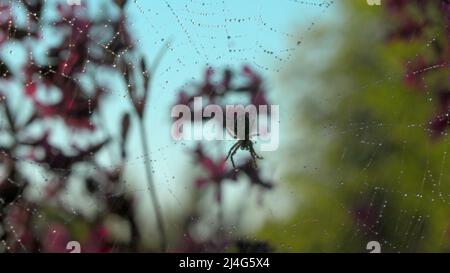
(226, 113, 263, 168)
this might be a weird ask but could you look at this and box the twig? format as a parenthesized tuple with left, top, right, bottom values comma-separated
(131, 42, 171, 252)
(137, 119, 167, 252)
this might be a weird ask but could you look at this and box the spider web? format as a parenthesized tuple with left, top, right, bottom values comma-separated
(277, 2, 450, 252)
(8, 0, 446, 253)
(124, 0, 335, 249)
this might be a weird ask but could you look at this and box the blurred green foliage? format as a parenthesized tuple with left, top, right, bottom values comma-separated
(257, 1, 450, 252)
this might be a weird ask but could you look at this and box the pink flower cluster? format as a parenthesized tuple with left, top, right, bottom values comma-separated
(386, 0, 450, 136)
(0, 0, 141, 253)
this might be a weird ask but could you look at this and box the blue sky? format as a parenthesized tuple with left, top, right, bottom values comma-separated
(68, 1, 340, 228)
(100, 0, 337, 195)
(4, 0, 336, 206)
(0, 0, 338, 240)
(5, 0, 337, 239)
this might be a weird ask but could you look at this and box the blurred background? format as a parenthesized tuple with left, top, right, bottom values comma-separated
(0, 0, 449, 252)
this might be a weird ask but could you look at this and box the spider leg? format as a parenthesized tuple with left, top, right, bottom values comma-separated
(226, 142, 241, 169)
(250, 145, 263, 159)
(226, 142, 239, 161)
(229, 144, 240, 169)
(248, 145, 263, 168)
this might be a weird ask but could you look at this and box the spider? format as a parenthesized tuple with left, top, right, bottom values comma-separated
(226, 113, 263, 169)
